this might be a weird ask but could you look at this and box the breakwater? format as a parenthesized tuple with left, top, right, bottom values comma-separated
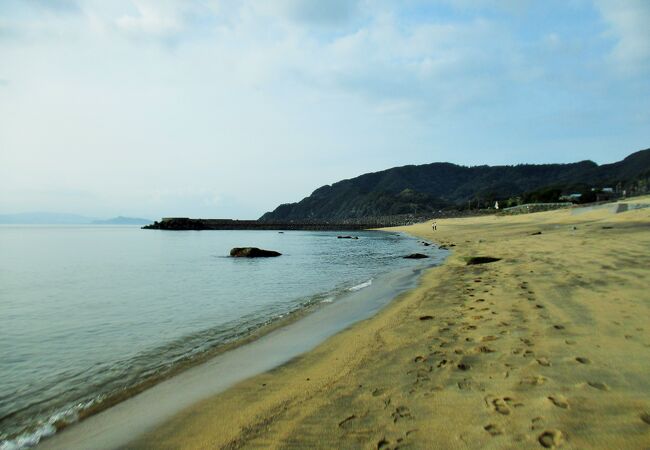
(142, 215, 435, 231)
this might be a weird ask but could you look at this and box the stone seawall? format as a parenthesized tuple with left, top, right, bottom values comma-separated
(143, 215, 435, 231)
(143, 218, 397, 231)
(143, 211, 501, 231)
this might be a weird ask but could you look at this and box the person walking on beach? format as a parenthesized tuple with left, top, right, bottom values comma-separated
(432, 221, 437, 231)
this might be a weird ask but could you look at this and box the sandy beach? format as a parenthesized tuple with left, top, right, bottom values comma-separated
(119, 199, 650, 448)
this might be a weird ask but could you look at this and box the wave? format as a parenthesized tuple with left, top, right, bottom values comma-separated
(348, 279, 373, 292)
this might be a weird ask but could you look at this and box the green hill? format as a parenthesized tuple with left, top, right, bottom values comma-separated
(260, 148, 650, 221)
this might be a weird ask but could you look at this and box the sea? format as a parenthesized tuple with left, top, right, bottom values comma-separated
(0, 225, 445, 449)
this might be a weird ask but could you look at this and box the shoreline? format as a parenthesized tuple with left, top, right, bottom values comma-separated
(34, 243, 444, 450)
(129, 197, 650, 449)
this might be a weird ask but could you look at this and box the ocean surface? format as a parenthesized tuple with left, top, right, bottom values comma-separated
(0, 226, 444, 448)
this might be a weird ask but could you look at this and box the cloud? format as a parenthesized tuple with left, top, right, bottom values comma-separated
(113, 0, 219, 40)
(595, 0, 650, 74)
(276, 0, 361, 26)
(288, 15, 514, 116)
(23, 0, 80, 13)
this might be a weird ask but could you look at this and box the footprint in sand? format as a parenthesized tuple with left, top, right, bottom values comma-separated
(391, 406, 412, 423)
(536, 357, 551, 366)
(476, 345, 495, 353)
(548, 395, 569, 409)
(587, 381, 610, 391)
(538, 429, 564, 448)
(520, 338, 534, 347)
(377, 437, 390, 449)
(531, 416, 545, 431)
(483, 424, 503, 436)
(487, 397, 517, 415)
(520, 375, 547, 387)
(338, 415, 357, 428)
(372, 388, 385, 397)
(641, 412, 650, 425)
(575, 357, 591, 364)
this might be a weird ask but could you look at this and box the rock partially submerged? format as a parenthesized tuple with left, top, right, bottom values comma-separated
(403, 253, 429, 259)
(230, 247, 282, 258)
(466, 256, 501, 265)
(337, 235, 359, 239)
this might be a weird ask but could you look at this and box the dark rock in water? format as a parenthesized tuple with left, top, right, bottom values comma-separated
(338, 235, 358, 239)
(230, 247, 282, 257)
(421, 242, 431, 246)
(438, 245, 448, 250)
(404, 253, 429, 259)
(466, 256, 501, 265)
(530, 231, 542, 235)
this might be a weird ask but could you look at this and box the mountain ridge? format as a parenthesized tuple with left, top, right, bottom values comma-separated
(260, 148, 650, 221)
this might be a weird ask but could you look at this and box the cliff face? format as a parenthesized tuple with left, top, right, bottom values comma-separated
(260, 149, 650, 221)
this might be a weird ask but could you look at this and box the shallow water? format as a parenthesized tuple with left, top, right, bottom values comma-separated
(0, 226, 443, 448)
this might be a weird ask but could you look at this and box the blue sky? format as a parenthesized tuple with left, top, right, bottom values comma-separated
(0, 0, 648, 219)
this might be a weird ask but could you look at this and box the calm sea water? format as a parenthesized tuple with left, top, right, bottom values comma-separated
(0, 226, 442, 448)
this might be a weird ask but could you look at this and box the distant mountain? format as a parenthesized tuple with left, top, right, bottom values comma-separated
(91, 216, 152, 225)
(0, 212, 97, 224)
(260, 148, 650, 221)
(0, 213, 152, 225)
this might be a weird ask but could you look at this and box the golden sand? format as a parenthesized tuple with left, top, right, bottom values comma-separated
(134, 198, 650, 449)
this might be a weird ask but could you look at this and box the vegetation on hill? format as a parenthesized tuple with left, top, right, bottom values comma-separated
(260, 148, 650, 221)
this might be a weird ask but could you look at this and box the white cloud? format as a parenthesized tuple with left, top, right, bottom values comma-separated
(595, 0, 650, 74)
(115, 2, 183, 37)
(111, 0, 221, 40)
(290, 15, 512, 115)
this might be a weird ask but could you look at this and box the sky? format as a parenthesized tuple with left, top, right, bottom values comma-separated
(0, 0, 649, 219)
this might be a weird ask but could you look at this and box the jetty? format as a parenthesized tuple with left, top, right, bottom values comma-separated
(142, 215, 432, 231)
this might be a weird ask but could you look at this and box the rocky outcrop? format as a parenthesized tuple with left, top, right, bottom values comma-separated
(230, 247, 282, 258)
(466, 256, 501, 265)
(403, 253, 429, 259)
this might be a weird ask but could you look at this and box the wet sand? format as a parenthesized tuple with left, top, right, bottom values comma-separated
(129, 197, 650, 449)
